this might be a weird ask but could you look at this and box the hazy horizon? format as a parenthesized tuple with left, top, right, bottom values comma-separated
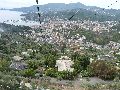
(0, 0, 120, 9)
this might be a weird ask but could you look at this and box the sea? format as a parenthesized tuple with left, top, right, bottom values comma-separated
(0, 10, 39, 26)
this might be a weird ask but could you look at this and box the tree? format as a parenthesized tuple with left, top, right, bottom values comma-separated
(71, 52, 80, 60)
(79, 55, 90, 70)
(44, 54, 57, 68)
(61, 42, 66, 54)
(0, 59, 10, 72)
(72, 54, 90, 73)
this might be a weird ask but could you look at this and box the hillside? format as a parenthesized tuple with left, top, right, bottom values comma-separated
(20, 8, 120, 22)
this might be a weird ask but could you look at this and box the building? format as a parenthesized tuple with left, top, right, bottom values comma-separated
(21, 52, 30, 57)
(12, 56, 23, 61)
(10, 56, 27, 70)
(56, 56, 74, 72)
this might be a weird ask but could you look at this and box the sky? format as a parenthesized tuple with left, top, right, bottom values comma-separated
(0, 0, 120, 9)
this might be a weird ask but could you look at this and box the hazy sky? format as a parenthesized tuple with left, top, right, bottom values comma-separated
(0, 0, 120, 9)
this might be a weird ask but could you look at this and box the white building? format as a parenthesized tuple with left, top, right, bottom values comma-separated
(12, 56, 23, 61)
(56, 56, 74, 72)
(21, 52, 30, 57)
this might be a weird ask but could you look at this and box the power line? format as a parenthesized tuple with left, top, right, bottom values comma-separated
(68, 0, 119, 20)
(35, 0, 41, 24)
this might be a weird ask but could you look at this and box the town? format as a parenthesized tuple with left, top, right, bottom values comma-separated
(0, 18, 120, 90)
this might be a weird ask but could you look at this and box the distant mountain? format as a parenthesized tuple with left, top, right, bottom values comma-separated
(0, 8, 6, 10)
(10, 2, 100, 13)
(11, 2, 120, 21)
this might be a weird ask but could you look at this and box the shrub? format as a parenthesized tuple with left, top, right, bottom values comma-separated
(45, 68, 57, 77)
(56, 71, 75, 80)
(20, 69, 35, 77)
(90, 60, 117, 80)
(27, 60, 41, 70)
(80, 67, 94, 77)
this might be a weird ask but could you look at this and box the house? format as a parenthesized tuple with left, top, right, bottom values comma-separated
(27, 49, 33, 52)
(97, 55, 115, 61)
(25, 83, 32, 89)
(12, 56, 23, 61)
(116, 52, 120, 55)
(10, 62, 27, 70)
(10, 56, 27, 70)
(21, 52, 30, 57)
(56, 56, 74, 72)
(90, 58, 94, 63)
(20, 81, 32, 89)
